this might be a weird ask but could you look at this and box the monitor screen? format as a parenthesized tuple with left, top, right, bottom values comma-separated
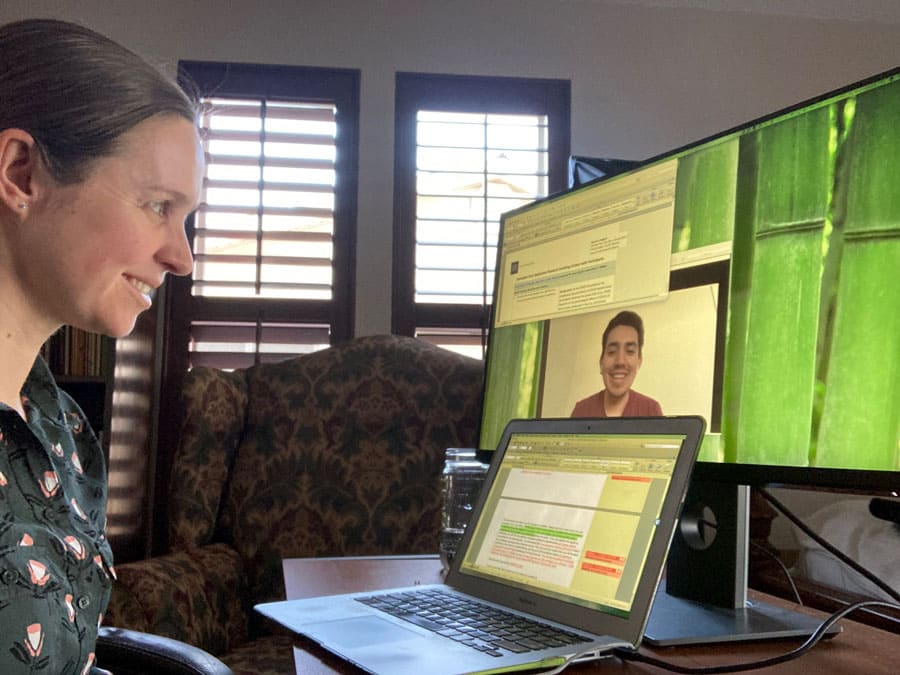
(479, 67, 900, 493)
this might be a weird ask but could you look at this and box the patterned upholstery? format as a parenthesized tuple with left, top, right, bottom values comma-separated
(104, 335, 484, 674)
(168, 366, 249, 551)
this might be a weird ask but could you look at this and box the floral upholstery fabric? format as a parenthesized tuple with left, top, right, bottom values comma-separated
(104, 335, 484, 672)
(223, 334, 483, 610)
(167, 367, 248, 551)
(218, 634, 298, 675)
(103, 543, 248, 655)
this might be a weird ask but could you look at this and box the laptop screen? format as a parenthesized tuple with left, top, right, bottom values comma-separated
(457, 430, 686, 618)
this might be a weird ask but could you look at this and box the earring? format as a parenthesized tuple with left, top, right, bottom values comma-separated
(17, 203, 26, 209)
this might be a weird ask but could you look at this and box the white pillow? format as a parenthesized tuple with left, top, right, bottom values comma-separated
(792, 498, 900, 601)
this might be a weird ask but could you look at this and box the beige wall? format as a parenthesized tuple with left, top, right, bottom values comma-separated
(4, 0, 898, 337)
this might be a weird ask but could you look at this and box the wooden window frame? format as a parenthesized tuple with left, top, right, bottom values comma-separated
(391, 72, 571, 338)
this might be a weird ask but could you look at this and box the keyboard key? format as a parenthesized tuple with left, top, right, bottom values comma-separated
(355, 589, 592, 656)
(490, 639, 531, 654)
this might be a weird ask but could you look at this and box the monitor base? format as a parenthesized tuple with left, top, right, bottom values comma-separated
(643, 581, 841, 646)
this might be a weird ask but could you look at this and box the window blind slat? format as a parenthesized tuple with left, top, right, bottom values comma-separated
(194, 254, 332, 267)
(193, 280, 332, 292)
(193, 228, 332, 243)
(208, 103, 335, 123)
(191, 322, 331, 343)
(197, 204, 334, 219)
(204, 128, 335, 146)
(204, 178, 334, 194)
(204, 153, 335, 170)
(189, 320, 331, 370)
(416, 326, 487, 359)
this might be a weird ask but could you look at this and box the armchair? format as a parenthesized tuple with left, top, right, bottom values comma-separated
(103, 335, 484, 674)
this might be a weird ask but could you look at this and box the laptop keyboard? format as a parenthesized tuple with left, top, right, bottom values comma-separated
(356, 588, 593, 658)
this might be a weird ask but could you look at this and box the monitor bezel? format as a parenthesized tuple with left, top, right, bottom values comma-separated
(478, 65, 900, 497)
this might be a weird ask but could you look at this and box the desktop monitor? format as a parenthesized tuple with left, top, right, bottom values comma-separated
(478, 67, 900, 644)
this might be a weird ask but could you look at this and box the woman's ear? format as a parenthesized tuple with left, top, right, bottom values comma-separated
(0, 128, 39, 213)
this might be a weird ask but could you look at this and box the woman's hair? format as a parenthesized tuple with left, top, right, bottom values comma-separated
(0, 18, 197, 184)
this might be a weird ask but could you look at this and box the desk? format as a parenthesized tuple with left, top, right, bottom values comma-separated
(283, 555, 898, 674)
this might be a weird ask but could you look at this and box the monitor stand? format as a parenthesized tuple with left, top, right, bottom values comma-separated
(644, 482, 840, 646)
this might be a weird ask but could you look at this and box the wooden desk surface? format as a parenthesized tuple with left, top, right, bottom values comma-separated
(282, 555, 899, 674)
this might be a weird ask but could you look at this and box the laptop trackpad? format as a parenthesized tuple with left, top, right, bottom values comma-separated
(314, 616, 421, 649)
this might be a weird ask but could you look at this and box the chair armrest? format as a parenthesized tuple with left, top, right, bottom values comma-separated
(104, 543, 249, 655)
(96, 626, 233, 675)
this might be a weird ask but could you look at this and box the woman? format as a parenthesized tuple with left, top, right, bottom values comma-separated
(0, 19, 201, 674)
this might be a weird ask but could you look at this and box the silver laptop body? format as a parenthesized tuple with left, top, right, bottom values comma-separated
(256, 415, 705, 675)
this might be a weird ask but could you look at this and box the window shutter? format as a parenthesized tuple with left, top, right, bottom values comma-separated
(195, 98, 337, 301)
(414, 111, 549, 307)
(181, 86, 356, 369)
(392, 73, 571, 356)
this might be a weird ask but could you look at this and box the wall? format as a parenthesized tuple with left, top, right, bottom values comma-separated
(4, 0, 899, 337)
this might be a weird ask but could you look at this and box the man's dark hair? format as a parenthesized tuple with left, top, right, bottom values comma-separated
(602, 310, 645, 353)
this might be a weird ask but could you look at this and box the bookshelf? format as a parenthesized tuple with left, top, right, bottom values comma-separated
(41, 327, 115, 447)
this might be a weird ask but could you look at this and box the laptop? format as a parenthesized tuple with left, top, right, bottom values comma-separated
(256, 415, 705, 675)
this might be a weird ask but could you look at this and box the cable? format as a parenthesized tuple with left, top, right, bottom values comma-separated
(757, 488, 900, 604)
(531, 646, 620, 675)
(542, 492, 900, 674)
(609, 494, 900, 674)
(613, 600, 899, 674)
(749, 539, 803, 605)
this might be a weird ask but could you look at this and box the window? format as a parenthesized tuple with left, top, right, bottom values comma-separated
(151, 62, 360, 552)
(392, 73, 571, 358)
(170, 61, 360, 371)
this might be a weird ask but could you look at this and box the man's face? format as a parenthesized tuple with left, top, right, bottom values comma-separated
(600, 325, 642, 401)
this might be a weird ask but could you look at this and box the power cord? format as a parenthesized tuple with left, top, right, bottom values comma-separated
(530, 644, 627, 675)
(604, 490, 900, 673)
(749, 539, 803, 605)
(536, 491, 900, 674)
(612, 599, 897, 673)
(757, 488, 900, 604)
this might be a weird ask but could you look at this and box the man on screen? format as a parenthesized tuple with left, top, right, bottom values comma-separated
(571, 310, 663, 418)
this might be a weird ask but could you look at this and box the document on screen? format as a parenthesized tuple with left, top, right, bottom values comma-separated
(496, 159, 677, 328)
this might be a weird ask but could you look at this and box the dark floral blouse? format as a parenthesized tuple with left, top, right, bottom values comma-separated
(0, 357, 114, 675)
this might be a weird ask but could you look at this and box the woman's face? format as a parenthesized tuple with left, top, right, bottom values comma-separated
(22, 114, 202, 338)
